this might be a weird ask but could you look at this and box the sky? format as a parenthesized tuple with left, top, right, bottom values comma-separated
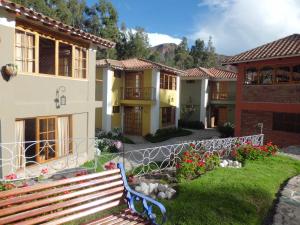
(87, 0, 300, 56)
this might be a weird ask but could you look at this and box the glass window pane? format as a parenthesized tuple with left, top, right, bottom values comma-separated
(48, 118, 55, 131)
(39, 119, 47, 132)
(59, 43, 72, 77)
(245, 68, 258, 84)
(292, 65, 300, 82)
(260, 67, 273, 84)
(276, 67, 290, 83)
(39, 37, 55, 75)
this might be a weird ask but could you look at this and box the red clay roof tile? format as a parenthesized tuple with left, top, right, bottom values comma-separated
(223, 34, 300, 64)
(184, 67, 236, 79)
(0, 0, 115, 48)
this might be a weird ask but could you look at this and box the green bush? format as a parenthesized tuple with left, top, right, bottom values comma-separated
(218, 122, 235, 138)
(144, 127, 192, 143)
(178, 119, 205, 130)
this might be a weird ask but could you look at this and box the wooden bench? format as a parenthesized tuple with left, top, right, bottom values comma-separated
(0, 163, 166, 225)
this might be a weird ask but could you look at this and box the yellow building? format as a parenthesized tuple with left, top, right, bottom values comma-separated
(96, 59, 184, 136)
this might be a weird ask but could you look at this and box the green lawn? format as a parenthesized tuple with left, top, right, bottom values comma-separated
(161, 155, 300, 225)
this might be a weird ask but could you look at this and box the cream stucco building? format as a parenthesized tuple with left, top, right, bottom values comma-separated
(181, 67, 237, 128)
(0, 1, 114, 178)
(96, 59, 184, 136)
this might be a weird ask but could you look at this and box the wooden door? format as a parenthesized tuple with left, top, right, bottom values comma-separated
(125, 72, 143, 99)
(218, 107, 228, 126)
(124, 106, 142, 135)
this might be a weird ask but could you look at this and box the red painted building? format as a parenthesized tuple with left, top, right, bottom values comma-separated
(223, 34, 300, 147)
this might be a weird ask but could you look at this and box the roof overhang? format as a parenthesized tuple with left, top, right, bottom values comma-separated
(0, 0, 115, 48)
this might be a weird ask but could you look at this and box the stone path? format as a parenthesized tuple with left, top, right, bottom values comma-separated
(272, 146, 300, 225)
(272, 175, 300, 225)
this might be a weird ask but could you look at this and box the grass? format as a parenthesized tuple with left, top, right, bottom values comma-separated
(161, 155, 300, 225)
(144, 127, 193, 143)
(75, 155, 300, 225)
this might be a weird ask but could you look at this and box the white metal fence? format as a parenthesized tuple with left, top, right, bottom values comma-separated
(0, 134, 264, 181)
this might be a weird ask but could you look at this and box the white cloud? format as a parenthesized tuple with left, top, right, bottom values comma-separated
(147, 32, 182, 47)
(193, 0, 300, 55)
(125, 29, 181, 47)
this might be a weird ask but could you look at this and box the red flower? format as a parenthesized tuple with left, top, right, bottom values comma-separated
(176, 163, 181, 169)
(105, 162, 117, 170)
(198, 161, 205, 167)
(41, 168, 48, 175)
(190, 143, 195, 148)
(184, 151, 190, 156)
(231, 149, 237, 157)
(5, 173, 17, 180)
(185, 159, 193, 163)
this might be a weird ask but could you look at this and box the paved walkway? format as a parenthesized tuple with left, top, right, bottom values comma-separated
(272, 146, 300, 225)
(124, 128, 220, 151)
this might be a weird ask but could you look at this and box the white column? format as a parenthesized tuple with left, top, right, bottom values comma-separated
(150, 69, 160, 134)
(200, 78, 209, 128)
(175, 76, 181, 128)
(102, 67, 113, 132)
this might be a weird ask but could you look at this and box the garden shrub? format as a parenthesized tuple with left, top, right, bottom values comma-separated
(176, 144, 222, 181)
(176, 147, 206, 181)
(178, 119, 205, 130)
(231, 141, 279, 162)
(218, 122, 235, 138)
(204, 153, 221, 171)
(95, 128, 135, 153)
(144, 127, 192, 143)
(96, 128, 135, 144)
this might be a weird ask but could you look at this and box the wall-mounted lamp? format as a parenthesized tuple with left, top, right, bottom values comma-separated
(256, 123, 264, 134)
(55, 86, 67, 109)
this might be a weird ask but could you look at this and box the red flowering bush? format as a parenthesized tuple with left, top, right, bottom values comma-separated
(231, 141, 279, 162)
(176, 149, 206, 181)
(204, 153, 221, 171)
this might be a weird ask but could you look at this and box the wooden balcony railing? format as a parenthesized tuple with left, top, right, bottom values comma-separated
(211, 92, 233, 101)
(120, 87, 156, 101)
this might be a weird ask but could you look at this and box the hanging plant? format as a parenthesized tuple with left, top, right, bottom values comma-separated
(3, 63, 18, 78)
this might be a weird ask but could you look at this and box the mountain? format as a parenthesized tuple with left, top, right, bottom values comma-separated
(149, 43, 231, 69)
(149, 43, 177, 67)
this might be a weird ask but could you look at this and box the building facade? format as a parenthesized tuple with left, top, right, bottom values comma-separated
(96, 59, 183, 136)
(0, 1, 114, 177)
(224, 34, 300, 147)
(181, 67, 237, 128)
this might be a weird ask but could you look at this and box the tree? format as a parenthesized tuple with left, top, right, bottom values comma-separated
(203, 36, 217, 68)
(85, 0, 120, 59)
(116, 27, 150, 60)
(174, 37, 193, 69)
(190, 39, 206, 67)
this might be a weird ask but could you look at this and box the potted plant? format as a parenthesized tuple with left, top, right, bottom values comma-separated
(3, 64, 18, 78)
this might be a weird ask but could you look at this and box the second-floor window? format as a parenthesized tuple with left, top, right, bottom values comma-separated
(245, 64, 300, 85)
(74, 47, 87, 79)
(160, 73, 177, 90)
(15, 30, 35, 73)
(15, 25, 88, 79)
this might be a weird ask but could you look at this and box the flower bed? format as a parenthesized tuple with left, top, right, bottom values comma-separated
(176, 144, 220, 181)
(231, 141, 279, 162)
(176, 141, 279, 181)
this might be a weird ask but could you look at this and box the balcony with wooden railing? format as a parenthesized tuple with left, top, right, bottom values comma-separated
(120, 87, 156, 101)
(210, 91, 235, 102)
